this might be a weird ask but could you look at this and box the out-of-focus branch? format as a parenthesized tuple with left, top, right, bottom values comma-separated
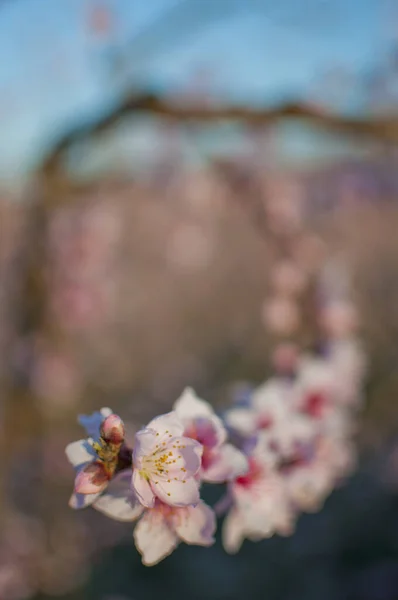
(39, 93, 398, 187)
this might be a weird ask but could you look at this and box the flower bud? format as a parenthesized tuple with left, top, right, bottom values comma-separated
(100, 413, 125, 444)
(272, 342, 299, 376)
(74, 462, 108, 494)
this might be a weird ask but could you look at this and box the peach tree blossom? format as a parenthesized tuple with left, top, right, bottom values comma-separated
(132, 411, 203, 508)
(173, 387, 248, 483)
(65, 280, 366, 569)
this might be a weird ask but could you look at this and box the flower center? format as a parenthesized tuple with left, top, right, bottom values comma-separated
(256, 414, 273, 429)
(235, 457, 262, 488)
(302, 392, 327, 418)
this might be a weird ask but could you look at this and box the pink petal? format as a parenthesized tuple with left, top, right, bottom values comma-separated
(184, 416, 226, 450)
(74, 462, 109, 494)
(222, 508, 245, 554)
(100, 414, 125, 444)
(172, 501, 216, 545)
(134, 509, 178, 566)
(93, 472, 144, 522)
(145, 411, 184, 438)
(153, 476, 200, 507)
(202, 444, 249, 483)
(132, 469, 156, 508)
(174, 389, 227, 448)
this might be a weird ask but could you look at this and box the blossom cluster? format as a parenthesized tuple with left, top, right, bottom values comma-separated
(66, 330, 365, 566)
(66, 390, 247, 565)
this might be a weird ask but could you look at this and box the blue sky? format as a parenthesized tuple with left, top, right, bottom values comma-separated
(0, 0, 389, 184)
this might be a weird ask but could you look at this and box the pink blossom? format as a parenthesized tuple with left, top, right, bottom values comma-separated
(222, 443, 295, 553)
(30, 349, 81, 410)
(173, 387, 248, 483)
(292, 357, 337, 419)
(132, 411, 203, 508)
(319, 300, 359, 339)
(272, 342, 299, 376)
(66, 408, 136, 517)
(284, 436, 356, 513)
(225, 379, 294, 437)
(133, 499, 216, 566)
(271, 261, 307, 297)
(327, 339, 366, 407)
(261, 296, 301, 336)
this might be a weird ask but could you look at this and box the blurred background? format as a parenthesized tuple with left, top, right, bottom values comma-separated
(2, 0, 398, 598)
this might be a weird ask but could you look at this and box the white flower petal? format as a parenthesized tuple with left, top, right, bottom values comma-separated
(173, 501, 216, 546)
(134, 510, 178, 566)
(224, 408, 257, 436)
(94, 472, 145, 522)
(132, 470, 156, 508)
(164, 438, 203, 479)
(65, 439, 95, 468)
(174, 387, 214, 419)
(203, 444, 248, 483)
(100, 407, 113, 418)
(145, 411, 184, 438)
(133, 429, 157, 464)
(251, 379, 288, 412)
(69, 491, 102, 509)
(222, 508, 245, 554)
(154, 477, 200, 507)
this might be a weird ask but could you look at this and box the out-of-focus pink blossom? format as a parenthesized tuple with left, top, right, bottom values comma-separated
(30, 349, 81, 409)
(225, 378, 294, 437)
(271, 261, 307, 297)
(173, 387, 248, 483)
(319, 300, 359, 339)
(272, 342, 300, 376)
(261, 296, 301, 336)
(222, 442, 295, 553)
(49, 279, 115, 330)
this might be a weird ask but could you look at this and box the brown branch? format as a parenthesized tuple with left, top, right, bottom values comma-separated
(38, 92, 398, 186)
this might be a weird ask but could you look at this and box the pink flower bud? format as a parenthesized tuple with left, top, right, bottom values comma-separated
(100, 414, 125, 444)
(74, 462, 109, 494)
(272, 342, 299, 375)
(271, 261, 307, 297)
(261, 297, 301, 336)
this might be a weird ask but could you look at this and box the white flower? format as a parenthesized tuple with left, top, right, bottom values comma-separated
(225, 378, 294, 437)
(222, 450, 294, 553)
(132, 411, 203, 508)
